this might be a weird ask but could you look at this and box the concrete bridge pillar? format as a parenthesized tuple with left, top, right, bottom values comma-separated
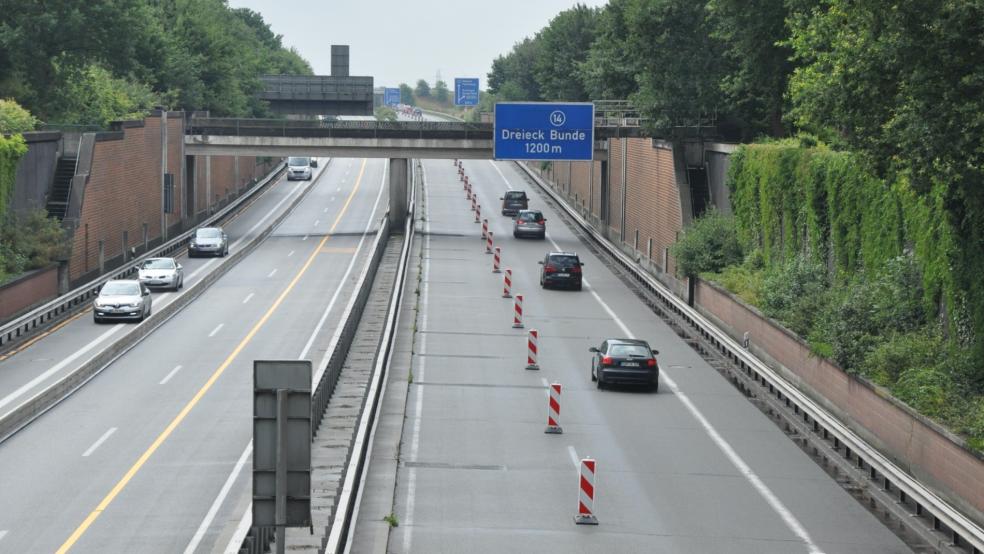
(389, 158, 410, 230)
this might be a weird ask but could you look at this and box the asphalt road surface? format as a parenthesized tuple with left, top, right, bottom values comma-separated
(377, 158, 911, 554)
(0, 158, 389, 553)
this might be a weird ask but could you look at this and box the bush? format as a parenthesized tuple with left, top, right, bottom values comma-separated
(670, 208, 743, 277)
(892, 366, 958, 420)
(0, 209, 68, 282)
(964, 399, 984, 451)
(862, 330, 945, 386)
(760, 255, 828, 336)
(0, 99, 38, 133)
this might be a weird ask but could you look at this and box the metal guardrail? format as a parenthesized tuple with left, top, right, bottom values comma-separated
(517, 162, 984, 553)
(236, 162, 417, 554)
(0, 162, 286, 350)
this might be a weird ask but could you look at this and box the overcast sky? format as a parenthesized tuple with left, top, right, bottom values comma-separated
(228, 0, 608, 89)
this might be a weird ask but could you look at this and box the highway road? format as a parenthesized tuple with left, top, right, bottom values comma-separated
(369, 158, 912, 553)
(0, 157, 389, 553)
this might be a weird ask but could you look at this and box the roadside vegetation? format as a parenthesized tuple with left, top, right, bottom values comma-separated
(0, 0, 312, 127)
(494, 1, 984, 450)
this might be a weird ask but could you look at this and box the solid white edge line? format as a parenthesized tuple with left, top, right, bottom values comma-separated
(401, 161, 432, 553)
(183, 442, 252, 554)
(159, 365, 183, 385)
(223, 503, 253, 554)
(301, 161, 389, 363)
(208, 323, 224, 338)
(0, 324, 123, 412)
(82, 427, 117, 457)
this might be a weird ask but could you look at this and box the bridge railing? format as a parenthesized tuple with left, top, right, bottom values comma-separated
(188, 117, 494, 140)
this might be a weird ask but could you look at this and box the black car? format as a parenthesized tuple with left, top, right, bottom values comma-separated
(538, 251, 583, 290)
(590, 339, 660, 391)
(500, 190, 529, 216)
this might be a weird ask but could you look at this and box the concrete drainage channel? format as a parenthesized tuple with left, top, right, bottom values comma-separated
(0, 160, 320, 444)
(236, 162, 417, 554)
(516, 162, 984, 554)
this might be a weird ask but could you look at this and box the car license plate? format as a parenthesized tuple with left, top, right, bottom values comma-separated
(622, 362, 640, 367)
(557, 273, 569, 277)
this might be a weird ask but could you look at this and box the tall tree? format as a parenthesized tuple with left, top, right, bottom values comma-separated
(533, 4, 600, 101)
(580, 0, 639, 100)
(434, 80, 449, 103)
(487, 37, 543, 101)
(415, 79, 431, 98)
(399, 83, 414, 105)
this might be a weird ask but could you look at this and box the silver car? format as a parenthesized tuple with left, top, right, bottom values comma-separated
(138, 257, 184, 291)
(93, 280, 152, 323)
(189, 227, 228, 257)
(513, 209, 547, 239)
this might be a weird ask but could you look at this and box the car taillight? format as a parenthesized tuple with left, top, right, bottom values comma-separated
(570, 265, 581, 273)
(536, 219, 545, 224)
(544, 265, 556, 274)
(647, 359, 657, 367)
(602, 356, 613, 365)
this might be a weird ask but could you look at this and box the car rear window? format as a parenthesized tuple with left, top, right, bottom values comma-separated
(609, 344, 651, 356)
(548, 255, 579, 266)
(518, 212, 542, 222)
(505, 191, 527, 200)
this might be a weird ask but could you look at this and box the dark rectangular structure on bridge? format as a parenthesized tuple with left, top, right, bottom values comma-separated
(259, 74, 374, 116)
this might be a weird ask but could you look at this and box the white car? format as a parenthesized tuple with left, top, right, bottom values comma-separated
(138, 257, 183, 291)
(287, 156, 313, 180)
(93, 280, 152, 323)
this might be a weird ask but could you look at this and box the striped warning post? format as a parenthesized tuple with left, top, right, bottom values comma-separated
(545, 382, 562, 434)
(486, 231, 494, 254)
(526, 328, 539, 370)
(574, 458, 598, 524)
(471, 195, 477, 213)
(493, 247, 501, 273)
(482, 218, 489, 240)
(466, 184, 472, 201)
(502, 268, 512, 298)
(513, 294, 524, 328)
(475, 203, 481, 223)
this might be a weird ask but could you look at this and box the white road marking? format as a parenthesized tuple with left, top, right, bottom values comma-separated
(541, 377, 550, 400)
(224, 502, 253, 554)
(0, 324, 123, 413)
(0, 530, 8, 542)
(82, 427, 117, 457)
(336, 187, 342, 193)
(159, 365, 183, 385)
(302, 161, 389, 364)
(242, 292, 254, 304)
(187, 258, 218, 280)
(576, 251, 824, 554)
(567, 445, 580, 469)
(324, 207, 329, 213)
(403, 162, 432, 553)
(314, 219, 320, 227)
(288, 250, 295, 257)
(182, 442, 252, 554)
(330, 197, 336, 203)
(208, 323, 224, 338)
(267, 268, 278, 278)
(229, 180, 307, 251)
(489, 160, 515, 191)
(302, 235, 309, 241)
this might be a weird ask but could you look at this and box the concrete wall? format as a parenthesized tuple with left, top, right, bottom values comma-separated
(11, 132, 60, 214)
(0, 265, 58, 321)
(694, 278, 984, 525)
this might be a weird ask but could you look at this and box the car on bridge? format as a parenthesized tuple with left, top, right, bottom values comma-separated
(137, 257, 184, 291)
(513, 209, 546, 239)
(590, 338, 660, 391)
(93, 279, 152, 323)
(189, 227, 228, 257)
(538, 251, 583, 290)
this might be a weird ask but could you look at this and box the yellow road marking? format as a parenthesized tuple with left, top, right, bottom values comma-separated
(56, 159, 369, 553)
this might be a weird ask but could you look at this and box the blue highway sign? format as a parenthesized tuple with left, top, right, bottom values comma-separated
(454, 78, 480, 106)
(383, 87, 400, 106)
(494, 102, 594, 161)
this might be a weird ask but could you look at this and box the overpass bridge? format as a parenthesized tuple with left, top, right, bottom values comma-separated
(184, 117, 645, 160)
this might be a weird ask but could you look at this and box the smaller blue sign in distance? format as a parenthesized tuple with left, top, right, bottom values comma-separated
(383, 87, 401, 106)
(454, 78, 480, 106)
(494, 102, 594, 161)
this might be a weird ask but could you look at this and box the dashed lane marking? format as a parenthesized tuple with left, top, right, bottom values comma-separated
(82, 428, 117, 457)
(159, 365, 182, 385)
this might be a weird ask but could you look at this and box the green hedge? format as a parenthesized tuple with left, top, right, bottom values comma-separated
(0, 134, 28, 216)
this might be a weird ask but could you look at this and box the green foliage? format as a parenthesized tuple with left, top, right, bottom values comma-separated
(0, 209, 68, 282)
(579, 0, 638, 100)
(0, 134, 28, 217)
(892, 366, 958, 420)
(374, 107, 397, 122)
(0, 0, 312, 122)
(415, 79, 431, 98)
(383, 513, 399, 527)
(670, 209, 743, 277)
(399, 83, 415, 106)
(488, 38, 543, 101)
(862, 331, 946, 387)
(759, 255, 828, 336)
(702, 252, 765, 306)
(0, 99, 38, 133)
(433, 80, 449, 103)
(533, 4, 599, 101)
